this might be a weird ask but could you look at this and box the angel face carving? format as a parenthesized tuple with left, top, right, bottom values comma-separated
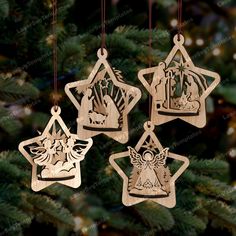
(109, 121, 189, 207)
(19, 107, 93, 191)
(30, 131, 90, 181)
(128, 147, 171, 198)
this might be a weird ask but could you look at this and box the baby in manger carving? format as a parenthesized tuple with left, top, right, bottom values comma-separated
(65, 48, 141, 143)
(79, 78, 122, 131)
(151, 59, 205, 116)
(138, 35, 221, 127)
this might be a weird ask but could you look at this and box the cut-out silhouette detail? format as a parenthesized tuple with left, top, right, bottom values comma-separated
(128, 147, 171, 198)
(19, 106, 93, 191)
(109, 121, 189, 208)
(65, 48, 141, 143)
(138, 34, 221, 128)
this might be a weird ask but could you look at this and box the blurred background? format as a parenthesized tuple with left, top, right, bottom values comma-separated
(0, 0, 236, 235)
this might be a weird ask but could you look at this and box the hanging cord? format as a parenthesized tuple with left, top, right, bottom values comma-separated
(148, 0, 152, 69)
(148, 0, 153, 118)
(101, 0, 106, 55)
(177, 0, 183, 40)
(52, 0, 58, 108)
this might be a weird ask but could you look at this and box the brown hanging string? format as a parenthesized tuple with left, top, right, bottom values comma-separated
(101, 0, 106, 55)
(52, 0, 58, 108)
(148, 0, 153, 118)
(177, 0, 183, 40)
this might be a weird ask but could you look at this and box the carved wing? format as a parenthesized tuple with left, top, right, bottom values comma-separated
(128, 146, 143, 169)
(154, 148, 169, 167)
(30, 146, 52, 166)
(66, 140, 91, 163)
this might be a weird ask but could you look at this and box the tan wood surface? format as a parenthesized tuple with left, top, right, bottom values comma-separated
(109, 121, 189, 208)
(19, 106, 93, 191)
(65, 48, 141, 144)
(138, 34, 221, 128)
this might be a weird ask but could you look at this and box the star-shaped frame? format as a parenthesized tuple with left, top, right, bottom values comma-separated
(19, 106, 93, 191)
(65, 48, 141, 144)
(138, 34, 221, 128)
(109, 121, 189, 208)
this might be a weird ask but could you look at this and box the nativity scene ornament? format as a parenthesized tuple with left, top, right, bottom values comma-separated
(65, 48, 142, 144)
(109, 121, 189, 208)
(19, 106, 93, 191)
(138, 34, 221, 128)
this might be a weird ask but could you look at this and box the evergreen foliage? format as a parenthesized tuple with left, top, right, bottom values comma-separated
(0, 0, 235, 235)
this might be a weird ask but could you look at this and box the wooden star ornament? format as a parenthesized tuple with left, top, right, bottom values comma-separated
(138, 34, 221, 128)
(109, 121, 189, 208)
(65, 48, 141, 144)
(19, 106, 93, 191)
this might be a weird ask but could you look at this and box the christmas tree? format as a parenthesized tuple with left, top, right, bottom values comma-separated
(0, 0, 236, 235)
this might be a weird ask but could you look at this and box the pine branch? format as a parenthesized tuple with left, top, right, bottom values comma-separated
(0, 106, 22, 135)
(0, 159, 27, 182)
(108, 213, 148, 235)
(0, 76, 39, 103)
(25, 194, 75, 229)
(170, 208, 206, 236)
(115, 26, 170, 45)
(0, 200, 31, 229)
(202, 199, 236, 232)
(134, 202, 175, 231)
(195, 176, 236, 202)
(0, 183, 21, 204)
(189, 158, 229, 178)
(0, 0, 9, 18)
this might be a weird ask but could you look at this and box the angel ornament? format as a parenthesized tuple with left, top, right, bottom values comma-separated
(19, 106, 93, 191)
(109, 121, 189, 208)
(128, 147, 171, 198)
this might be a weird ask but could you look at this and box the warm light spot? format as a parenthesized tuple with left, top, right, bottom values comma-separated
(24, 107, 32, 116)
(185, 37, 192, 46)
(227, 127, 235, 136)
(233, 53, 236, 60)
(196, 38, 204, 46)
(229, 148, 236, 158)
(170, 19, 178, 27)
(213, 48, 221, 56)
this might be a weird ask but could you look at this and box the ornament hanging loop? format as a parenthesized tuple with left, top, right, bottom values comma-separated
(97, 48, 108, 59)
(174, 34, 184, 45)
(144, 121, 155, 131)
(51, 106, 61, 115)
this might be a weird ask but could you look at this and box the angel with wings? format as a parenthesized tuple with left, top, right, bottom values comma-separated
(30, 138, 58, 166)
(29, 135, 92, 179)
(128, 147, 171, 198)
(62, 137, 91, 163)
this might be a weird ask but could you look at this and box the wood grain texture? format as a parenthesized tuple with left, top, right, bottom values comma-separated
(65, 48, 141, 144)
(138, 34, 221, 128)
(109, 121, 189, 208)
(19, 106, 93, 191)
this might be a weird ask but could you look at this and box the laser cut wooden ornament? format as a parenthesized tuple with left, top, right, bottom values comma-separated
(65, 48, 142, 144)
(19, 106, 93, 191)
(138, 34, 221, 128)
(109, 121, 189, 208)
